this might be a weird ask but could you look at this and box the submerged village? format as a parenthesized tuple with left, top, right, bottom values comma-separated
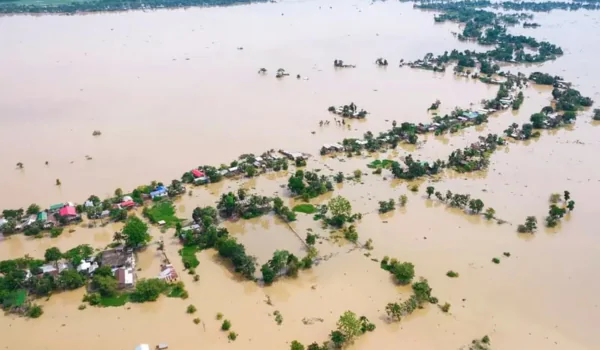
(1, 1, 600, 350)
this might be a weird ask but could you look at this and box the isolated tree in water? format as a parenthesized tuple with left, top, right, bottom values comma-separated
(122, 216, 150, 248)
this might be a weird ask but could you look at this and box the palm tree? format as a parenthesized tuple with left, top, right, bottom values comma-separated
(16, 162, 23, 169)
(113, 231, 124, 244)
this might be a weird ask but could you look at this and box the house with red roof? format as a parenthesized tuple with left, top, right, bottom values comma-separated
(119, 200, 136, 209)
(191, 169, 205, 178)
(59, 206, 77, 217)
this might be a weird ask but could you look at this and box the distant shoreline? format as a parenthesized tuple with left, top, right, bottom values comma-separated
(0, 0, 270, 16)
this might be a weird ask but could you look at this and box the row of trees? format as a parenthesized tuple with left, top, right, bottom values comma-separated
(290, 311, 375, 350)
(426, 187, 489, 216)
(0, 0, 268, 15)
(517, 191, 575, 232)
(385, 278, 435, 322)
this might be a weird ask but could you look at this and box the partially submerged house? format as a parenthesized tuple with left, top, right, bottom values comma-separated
(194, 176, 208, 185)
(49, 203, 64, 213)
(100, 246, 135, 269)
(158, 264, 178, 283)
(119, 200, 136, 209)
(39, 262, 70, 277)
(150, 185, 168, 199)
(280, 150, 306, 161)
(77, 258, 99, 274)
(191, 169, 205, 178)
(115, 267, 135, 288)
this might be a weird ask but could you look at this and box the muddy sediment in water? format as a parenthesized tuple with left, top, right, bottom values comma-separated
(1, 1, 600, 350)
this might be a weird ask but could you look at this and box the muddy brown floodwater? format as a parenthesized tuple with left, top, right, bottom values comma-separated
(1, 0, 600, 349)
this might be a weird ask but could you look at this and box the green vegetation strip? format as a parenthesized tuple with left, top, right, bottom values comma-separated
(99, 294, 129, 307)
(292, 204, 317, 214)
(180, 246, 200, 269)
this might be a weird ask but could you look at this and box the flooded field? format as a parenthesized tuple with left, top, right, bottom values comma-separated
(1, 0, 600, 350)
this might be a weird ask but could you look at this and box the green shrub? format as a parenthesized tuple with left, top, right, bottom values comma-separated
(228, 332, 238, 341)
(293, 204, 317, 214)
(222, 319, 231, 331)
(26, 304, 43, 318)
(440, 302, 451, 313)
(492, 258, 500, 264)
(446, 271, 459, 278)
(187, 304, 197, 314)
(50, 227, 64, 238)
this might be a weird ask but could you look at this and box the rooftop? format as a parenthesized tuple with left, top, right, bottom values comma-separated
(59, 206, 77, 217)
(100, 247, 131, 267)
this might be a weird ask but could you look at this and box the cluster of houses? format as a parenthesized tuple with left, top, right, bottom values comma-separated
(21, 245, 178, 291)
(0, 202, 84, 234)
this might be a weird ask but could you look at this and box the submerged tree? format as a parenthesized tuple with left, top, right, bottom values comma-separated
(426, 186, 435, 198)
(122, 216, 150, 248)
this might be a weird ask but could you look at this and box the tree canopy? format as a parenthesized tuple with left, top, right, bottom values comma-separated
(122, 216, 150, 248)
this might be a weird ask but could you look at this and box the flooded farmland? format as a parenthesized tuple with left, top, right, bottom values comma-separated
(1, 0, 600, 350)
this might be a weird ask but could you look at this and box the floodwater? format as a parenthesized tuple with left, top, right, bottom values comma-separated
(1, 1, 600, 350)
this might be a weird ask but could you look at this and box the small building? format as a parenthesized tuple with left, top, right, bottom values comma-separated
(77, 260, 98, 274)
(323, 143, 344, 152)
(100, 210, 110, 218)
(114, 267, 135, 288)
(84, 200, 94, 208)
(49, 203, 64, 212)
(181, 224, 201, 232)
(100, 247, 135, 269)
(218, 169, 229, 177)
(355, 140, 368, 146)
(0, 218, 7, 228)
(37, 211, 48, 223)
(158, 264, 178, 283)
(194, 176, 209, 185)
(24, 215, 37, 226)
(150, 186, 168, 199)
(122, 195, 133, 202)
(119, 200, 136, 209)
(135, 344, 150, 350)
(463, 111, 479, 120)
(280, 150, 305, 160)
(59, 206, 77, 217)
(457, 116, 468, 121)
(40, 262, 70, 276)
(191, 169, 205, 178)
(227, 166, 240, 175)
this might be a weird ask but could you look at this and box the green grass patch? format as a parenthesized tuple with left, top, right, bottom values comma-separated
(180, 246, 200, 269)
(293, 204, 317, 214)
(143, 201, 180, 227)
(4, 289, 28, 308)
(99, 293, 129, 307)
(367, 159, 397, 169)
